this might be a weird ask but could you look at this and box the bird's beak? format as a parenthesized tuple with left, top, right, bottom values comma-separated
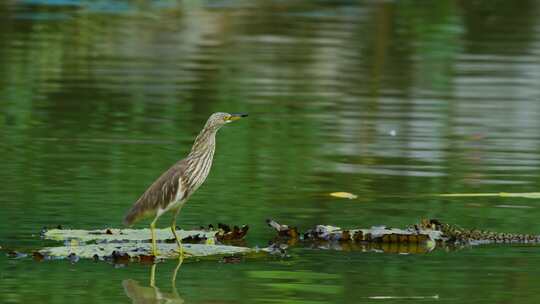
(226, 113, 248, 122)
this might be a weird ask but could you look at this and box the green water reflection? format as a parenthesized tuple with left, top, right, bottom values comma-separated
(2, 0, 540, 303)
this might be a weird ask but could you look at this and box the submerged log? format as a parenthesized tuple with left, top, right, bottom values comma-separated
(266, 219, 442, 243)
(266, 218, 540, 246)
(419, 219, 540, 244)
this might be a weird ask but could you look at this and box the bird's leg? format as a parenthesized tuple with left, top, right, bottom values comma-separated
(149, 263, 157, 287)
(171, 208, 184, 259)
(171, 255, 183, 290)
(150, 217, 160, 257)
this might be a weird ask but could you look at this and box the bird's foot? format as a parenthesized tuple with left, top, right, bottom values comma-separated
(173, 246, 188, 259)
(151, 248, 161, 257)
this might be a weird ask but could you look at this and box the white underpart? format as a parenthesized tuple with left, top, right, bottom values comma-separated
(154, 177, 186, 222)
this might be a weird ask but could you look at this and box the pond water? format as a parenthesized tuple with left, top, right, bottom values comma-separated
(2, 0, 540, 303)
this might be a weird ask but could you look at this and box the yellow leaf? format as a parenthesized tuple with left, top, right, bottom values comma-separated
(437, 192, 540, 199)
(330, 192, 358, 199)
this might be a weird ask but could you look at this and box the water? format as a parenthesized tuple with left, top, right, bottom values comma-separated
(2, 0, 540, 303)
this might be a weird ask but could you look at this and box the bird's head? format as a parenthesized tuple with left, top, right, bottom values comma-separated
(205, 112, 248, 130)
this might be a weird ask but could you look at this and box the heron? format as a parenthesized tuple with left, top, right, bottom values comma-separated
(123, 112, 248, 257)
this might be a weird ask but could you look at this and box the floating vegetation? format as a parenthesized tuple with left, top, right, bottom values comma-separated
(5, 219, 539, 263)
(367, 295, 439, 300)
(266, 219, 439, 253)
(6, 251, 28, 259)
(422, 219, 540, 245)
(495, 204, 533, 209)
(437, 192, 540, 199)
(329, 192, 358, 199)
(267, 219, 442, 243)
(221, 255, 243, 264)
(43, 224, 248, 244)
(35, 223, 254, 262)
(40, 243, 253, 260)
(266, 218, 540, 253)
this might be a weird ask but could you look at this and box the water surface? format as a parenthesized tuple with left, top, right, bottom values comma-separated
(2, 1, 540, 303)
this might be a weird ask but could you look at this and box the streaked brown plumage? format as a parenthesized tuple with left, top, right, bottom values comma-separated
(123, 112, 247, 257)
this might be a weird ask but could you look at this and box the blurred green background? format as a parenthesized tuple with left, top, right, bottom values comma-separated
(2, 0, 540, 303)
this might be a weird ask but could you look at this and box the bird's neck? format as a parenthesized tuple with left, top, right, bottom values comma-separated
(189, 127, 217, 157)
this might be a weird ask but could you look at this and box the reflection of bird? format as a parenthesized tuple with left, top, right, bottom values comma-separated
(123, 112, 248, 257)
(123, 258, 184, 304)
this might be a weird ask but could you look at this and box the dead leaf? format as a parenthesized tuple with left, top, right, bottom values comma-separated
(216, 225, 249, 242)
(181, 234, 207, 244)
(32, 251, 45, 261)
(110, 251, 130, 264)
(221, 255, 242, 264)
(218, 223, 231, 233)
(266, 219, 299, 238)
(138, 255, 156, 264)
(7, 251, 27, 259)
(67, 253, 79, 263)
(330, 192, 358, 199)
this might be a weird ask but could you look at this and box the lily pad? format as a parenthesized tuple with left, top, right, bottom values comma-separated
(44, 228, 220, 243)
(40, 242, 254, 260)
(38, 224, 255, 261)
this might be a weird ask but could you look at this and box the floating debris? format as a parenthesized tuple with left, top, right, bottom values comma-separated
(268, 219, 440, 244)
(32, 251, 45, 261)
(39, 242, 255, 261)
(7, 251, 28, 259)
(137, 254, 155, 264)
(495, 205, 533, 209)
(266, 243, 289, 257)
(40, 227, 48, 238)
(329, 192, 358, 199)
(44, 227, 213, 243)
(43, 224, 248, 244)
(368, 294, 439, 300)
(218, 223, 231, 233)
(35, 223, 254, 262)
(438, 192, 540, 199)
(67, 253, 79, 263)
(266, 219, 299, 238)
(27, 219, 540, 263)
(110, 251, 130, 264)
(221, 255, 242, 264)
(267, 218, 540, 253)
(176, 234, 207, 244)
(420, 219, 540, 244)
(216, 225, 249, 242)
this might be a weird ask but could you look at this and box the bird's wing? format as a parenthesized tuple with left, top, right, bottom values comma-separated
(123, 160, 188, 226)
